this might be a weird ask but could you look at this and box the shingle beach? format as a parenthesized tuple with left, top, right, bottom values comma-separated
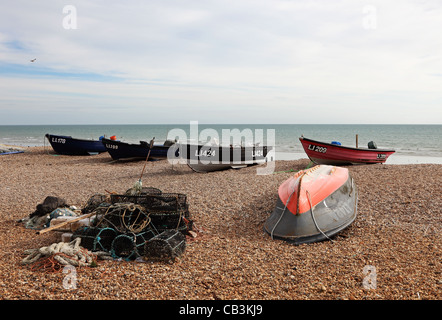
(0, 147, 440, 300)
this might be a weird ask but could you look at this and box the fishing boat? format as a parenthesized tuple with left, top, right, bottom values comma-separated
(102, 137, 176, 161)
(264, 165, 357, 244)
(174, 142, 272, 173)
(299, 136, 395, 165)
(45, 134, 107, 156)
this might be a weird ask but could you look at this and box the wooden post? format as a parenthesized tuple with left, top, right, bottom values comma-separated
(356, 134, 359, 148)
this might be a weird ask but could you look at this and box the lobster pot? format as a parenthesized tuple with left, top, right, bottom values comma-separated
(111, 192, 192, 233)
(134, 229, 158, 256)
(111, 229, 157, 260)
(93, 227, 119, 252)
(110, 187, 162, 205)
(141, 187, 162, 195)
(111, 234, 137, 260)
(147, 193, 192, 233)
(111, 192, 187, 213)
(82, 194, 110, 214)
(144, 230, 186, 262)
(145, 193, 188, 212)
(150, 211, 191, 233)
(95, 203, 151, 234)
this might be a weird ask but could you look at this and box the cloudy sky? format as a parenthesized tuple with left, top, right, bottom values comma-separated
(0, 0, 441, 125)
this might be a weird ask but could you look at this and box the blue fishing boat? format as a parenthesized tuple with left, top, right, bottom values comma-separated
(101, 137, 175, 161)
(45, 133, 107, 155)
(0, 144, 25, 155)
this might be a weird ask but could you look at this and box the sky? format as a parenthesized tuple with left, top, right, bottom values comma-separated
(0, 0, 441, 125)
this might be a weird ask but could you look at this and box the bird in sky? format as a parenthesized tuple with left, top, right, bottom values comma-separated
(30, 58, 36, 62)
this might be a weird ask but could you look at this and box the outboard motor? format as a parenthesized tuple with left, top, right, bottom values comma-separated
(368, 141, 377, 149)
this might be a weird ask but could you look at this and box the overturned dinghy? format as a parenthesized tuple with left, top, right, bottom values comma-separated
(264, 165, 357, 244)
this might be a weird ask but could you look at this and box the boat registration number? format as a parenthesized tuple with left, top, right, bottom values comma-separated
(196, 149, 216, 157)
(308, 144, 327, 153)
(377, 154, 386, 159)
(106, 144, 118, 150)
(51, 137, 66, 144)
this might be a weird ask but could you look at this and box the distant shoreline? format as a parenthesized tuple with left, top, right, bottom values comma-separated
(4, 146, 442, 165)
(2, 123, 441, 163)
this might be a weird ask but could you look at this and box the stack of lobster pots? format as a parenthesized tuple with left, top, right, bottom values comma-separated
(70, 187, 191, 262)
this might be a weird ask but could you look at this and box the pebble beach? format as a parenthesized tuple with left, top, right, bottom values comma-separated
(0, 146, 440, 300)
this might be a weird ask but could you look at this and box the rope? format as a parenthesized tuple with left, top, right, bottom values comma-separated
(270, 171, 307, 239)
(21, 238, 105, 272)
(120, 204, 151, 233)
(95, 203, 151, 234)
(306, 190, 333, 243)
(270, 186, 296, 240)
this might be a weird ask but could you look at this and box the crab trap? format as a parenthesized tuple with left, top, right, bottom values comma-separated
(68, 187, 192, 262)
(111, 229, 157, 260)
(144, 229, 186, 262)
(110, 191, 192, 233)
(94, 203, 153, 234)
(82, 194, 111, 214)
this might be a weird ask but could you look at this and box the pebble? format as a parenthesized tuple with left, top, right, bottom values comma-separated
(0, 147, 440, 300)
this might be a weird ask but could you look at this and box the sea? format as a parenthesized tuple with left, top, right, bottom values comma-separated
(1, 124, 441, 164)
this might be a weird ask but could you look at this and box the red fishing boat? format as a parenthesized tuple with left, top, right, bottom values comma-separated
(299, 136, 395, 165)
(264, 165, 357, 244)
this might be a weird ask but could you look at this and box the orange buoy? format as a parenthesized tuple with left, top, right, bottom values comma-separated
(110, 135, 117, 141)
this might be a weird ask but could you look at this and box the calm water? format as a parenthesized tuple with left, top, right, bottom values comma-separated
(1, 124, 441, 164)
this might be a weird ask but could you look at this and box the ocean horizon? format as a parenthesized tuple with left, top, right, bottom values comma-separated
(1, 123, 441, 164)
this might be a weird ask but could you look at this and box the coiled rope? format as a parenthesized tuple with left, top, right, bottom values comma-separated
(21, 238, 110, 272)
(96, 203, 151, 234)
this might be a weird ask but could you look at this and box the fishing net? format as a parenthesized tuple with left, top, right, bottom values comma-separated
(144, 230, 186, 262)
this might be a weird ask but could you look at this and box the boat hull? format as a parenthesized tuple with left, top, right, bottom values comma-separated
(264, 165, 357, 244)
(299, 137, 395, 165)
(45, 134, 107, 156)
(175, 143, 271, 172)
(102, 138, 172, 161)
